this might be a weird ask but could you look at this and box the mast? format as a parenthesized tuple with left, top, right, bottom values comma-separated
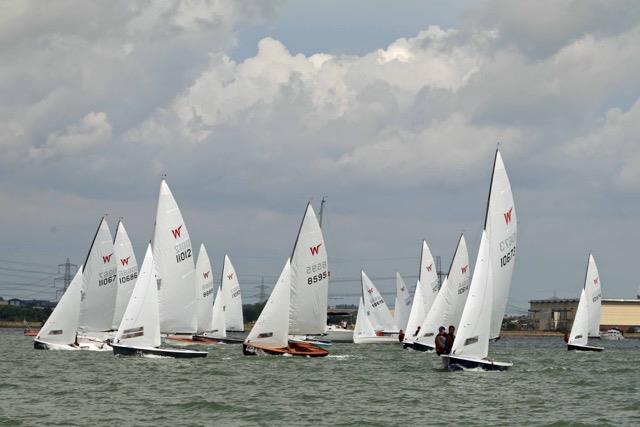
(483, 148, 500, 231)
(319, 197, 327, 228)
(82, 215, 106, 273)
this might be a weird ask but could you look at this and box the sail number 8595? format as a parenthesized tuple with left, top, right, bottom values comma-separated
(307, 271, 328, 285)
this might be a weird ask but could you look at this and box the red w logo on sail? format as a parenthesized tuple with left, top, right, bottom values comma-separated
(504, 208, 513, 225)
(203, 271, 210, 279)
(227, 272, 234, 280)
(171, 225, 183, 239)
(310, 243, 323, 255)
(367, 288, 374, 294)
(426, 264, 433, 272)
(461, 265, 468, 274)
(120, 257, 130, 266)
(594, 277, 599, 285)
(102, 253, 113, 263)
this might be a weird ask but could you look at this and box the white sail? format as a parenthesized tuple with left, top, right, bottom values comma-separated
(486, 150, 517, 339)
(78, 217, 117, 332)
(209, 285, 227, 338)
(585, 254, 602, 338)
(245, 259, 291, 348)
(289, 203, 328, 335)
(195, 244, 214, 333)
(416, 235, 470, 347)
(114, 244, 161, 348)
(568, 288, 589, 347)
(111, 221, 139, 330)
(221, 254, 244, 331)
(36, 266, 83, 346)
(451, 231, 491, 359)
(152, 179, 197, 333)
(404, 240, 439, 340)
(353, 298, 375, 340)
(393, 272, 412, 332)
(361, 270, 397, 332)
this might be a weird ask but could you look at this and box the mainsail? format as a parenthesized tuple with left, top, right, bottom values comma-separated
(288, 203, 328, 335)
(451, 231, 492, 359)
(210, 285, 226, 338)
(78, 217, 117, 332)
(114, 244, 161, 349)
(416, 234, 470, 347)
(152, 180, 197, 333)
(486, 150, 517, 339)
(584, 254, 602, 338)
(245, 259, 291, 348)
(195, 244, 214, 333)
(404, 240, 439, 340)
(221, 255, 244, 332)
(361, 270, 397, 332)
(36, 266, 83, 346)
(112, 221, 139, 330)
(394, 272, 412, 332)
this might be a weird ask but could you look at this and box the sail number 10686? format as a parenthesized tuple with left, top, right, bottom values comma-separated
(500, 247, 516, 268)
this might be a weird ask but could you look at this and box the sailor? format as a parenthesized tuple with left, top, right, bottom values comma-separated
(413, 325, 421, 337)
(398, 329, 405, 342)
(435, 326, 447, 355)
(445, 325, 456, 354)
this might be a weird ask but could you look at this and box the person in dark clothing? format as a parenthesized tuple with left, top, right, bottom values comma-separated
(398, 329, 405, 342)
(445, 325, 456, 354)
(435, 326, 447, 355)
(413, 325, 421, 337)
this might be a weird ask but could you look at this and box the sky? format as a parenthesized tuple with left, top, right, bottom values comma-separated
(2, 0, 640, 312)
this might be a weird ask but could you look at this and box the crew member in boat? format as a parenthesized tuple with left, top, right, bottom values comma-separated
(435, 326, 447, 355)
(413, 325, 421, 337)
(445, 325, 456, 354)
(398, 330, 405, 342)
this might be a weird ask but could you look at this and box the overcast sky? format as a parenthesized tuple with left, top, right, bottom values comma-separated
(2, 1, 640, 311)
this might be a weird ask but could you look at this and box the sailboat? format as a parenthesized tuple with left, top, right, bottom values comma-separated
(353, 271, 399, 344)
(394, 272, 412, 334)
(413, 234, 470, 352)
(567, 254, 603, 352)
(34, 266, 83, 350)
(442, 149, 517, 371)
(111, 244, 207, 358)
(77, 216, 117, 350)
(152, 180, 198, 343)
(111, 220, 139, 330)
(195, 244, 214, 334)
(287, 202, 331, 349)
(220, 254, 244, 333)
(403, 240, 440, 348)
(243, 259, 328, 357)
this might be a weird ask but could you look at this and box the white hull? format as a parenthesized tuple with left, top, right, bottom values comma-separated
(324, 327, 354, 343)
(441, 354, 512, 371)
(77, 334, 113, 351)
(34, 339, 79, 351)
(353, 334, 399, 344)
(600, 330, 624, 341)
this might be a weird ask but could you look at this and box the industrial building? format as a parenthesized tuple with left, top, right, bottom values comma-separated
(528, 298, 640, 332)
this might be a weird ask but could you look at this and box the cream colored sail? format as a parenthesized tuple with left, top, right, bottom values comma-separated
(404, 240, 439, 341)
(195, 244, 214, 333)
(209, 285, 227, 338)
(568, 288, 589, 347)
(394, 272, 412, 332)
(584, 254, 601, 338)
(221, 255, 244, 331)
(112, 221, 138, 330)
(36, 266, 83, 346)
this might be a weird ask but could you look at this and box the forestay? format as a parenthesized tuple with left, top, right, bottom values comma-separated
(210, 285, 226, 338)
(195, 244, 214, 333)
(289, 203, 328, 335)
(114, 244, 161, 349)
(245, 259, 291, 348)
(584, 254, 602, 338)
(152, 180, 197, 334)
(36, 266, 83, 346)
(416, 235, 470, 347)
(394, 273, 412, 332)
(404, 240, 439, 341)
(112, 221, 139, 330)
(221, 255, 244, 332)
(486, 150, 517, 339)
(361, 271, 397, 332)
(451, 231, 491, 359)
(79, 217, 117, 332)
(568, 288, 589, 347)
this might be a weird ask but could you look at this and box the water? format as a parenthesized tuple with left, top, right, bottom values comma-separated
(1, 330, 639, 426)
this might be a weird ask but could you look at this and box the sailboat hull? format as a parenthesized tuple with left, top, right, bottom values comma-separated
(33, 339, 78, 351)
(410, 341, 435, 352)
(441, 354, 512, 371)
(353, 335, 399, 344)
(289, 336, 332, 349)
(112, 343, 208, 358)
(567, 343, 604, 352)
(242, 341, 328, 357)
(192, 334, 244, 344)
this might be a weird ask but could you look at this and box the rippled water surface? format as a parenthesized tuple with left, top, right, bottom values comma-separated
(1, 330, 639, 426)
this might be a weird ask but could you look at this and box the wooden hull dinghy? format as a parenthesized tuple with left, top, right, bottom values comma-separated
(193, 334, 244, 344)
(112, 343, 207, 358)
(441, 354, 512, 371)
(289, 336, 332, 349)
(242, 340, 328, 357)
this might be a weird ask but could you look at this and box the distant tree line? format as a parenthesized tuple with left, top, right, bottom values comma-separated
(0, 306, 52, 323)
